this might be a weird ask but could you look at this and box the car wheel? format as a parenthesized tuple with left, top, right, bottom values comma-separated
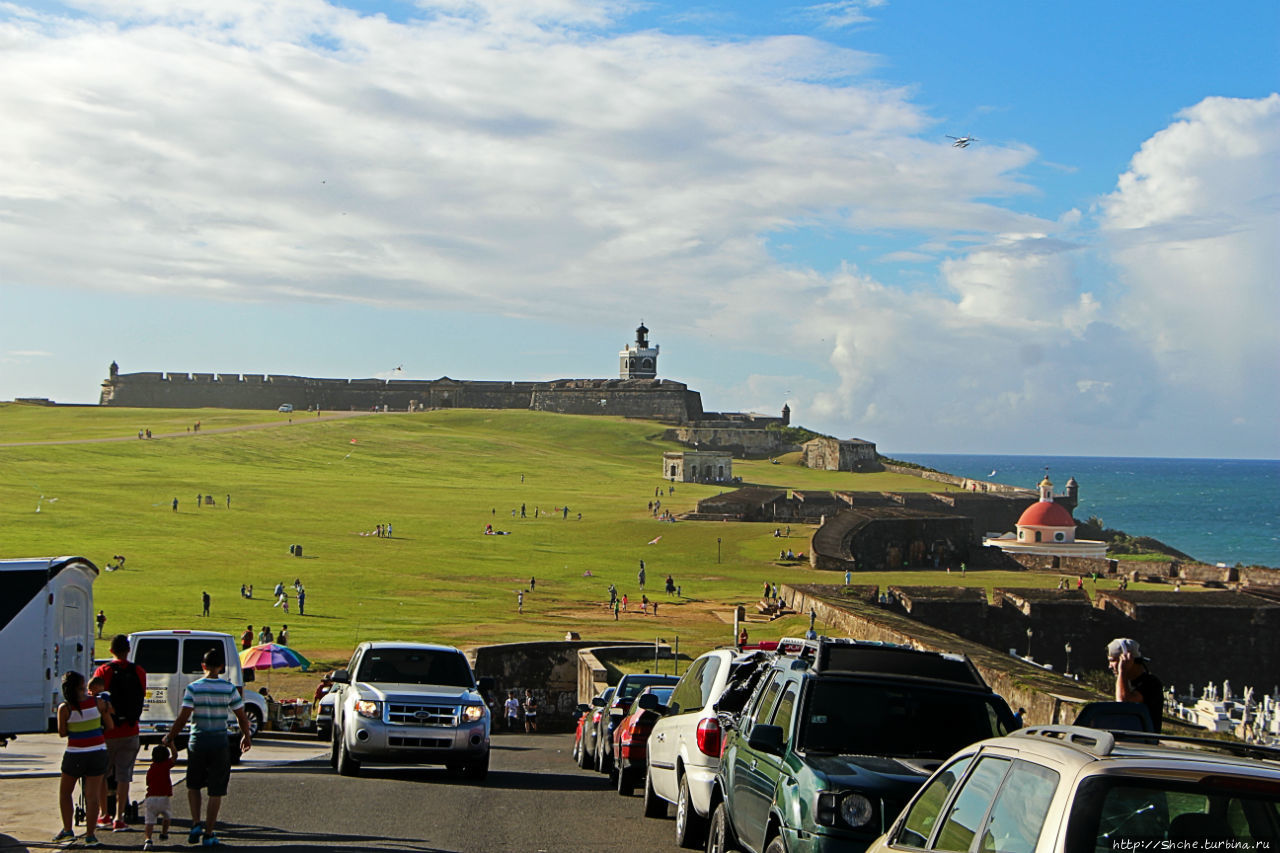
(616, 764, 634, 796)
(764, 834, 787, 853)
(329, 731, 339, 768)
(336, 735, 361, 777)
(676, 773, 707, 848)
(578, 737, 591, 769)
(245, 705, 263, 737)
(643, 766, 668, 818)
(706, 801, 740, 853)
(571, 737, 580, 763)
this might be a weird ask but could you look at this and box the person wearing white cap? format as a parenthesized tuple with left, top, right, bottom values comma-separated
(1106, 638, 1164, 732)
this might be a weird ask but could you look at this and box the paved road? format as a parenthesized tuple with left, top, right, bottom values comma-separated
(0, 733, 685, 852)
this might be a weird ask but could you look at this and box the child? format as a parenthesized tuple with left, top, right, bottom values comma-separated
(142, 744, 176, 850)
(54, 670, 112, 847)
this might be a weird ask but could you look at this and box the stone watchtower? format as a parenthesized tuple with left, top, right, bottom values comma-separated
(619, 321, 659, 379)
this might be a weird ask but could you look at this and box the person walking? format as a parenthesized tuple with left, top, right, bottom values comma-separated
(162, 648, 252, 848)
(53, 671, 112, 846)
(503, 692, 520, 732)
(638, 562, 645, 589)
(522, 690, 538, 733)
(93, 635, 147, 832)
(1107, 638, 1164, 733)
(225, 494, 230, 509)
(517, 590, 524, 614)
(297, 587, 305, 616)
(172, 498, 178, 512)
(96, 610, 106, 639)
(201, 591, 210, 618)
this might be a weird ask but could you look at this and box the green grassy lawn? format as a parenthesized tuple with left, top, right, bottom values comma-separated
(0, 402, 307, 442)
(0, 407, 1168, 676)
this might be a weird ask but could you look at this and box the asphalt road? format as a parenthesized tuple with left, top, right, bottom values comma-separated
(0, 732, 681, 853)
(219, 733, 684, 852)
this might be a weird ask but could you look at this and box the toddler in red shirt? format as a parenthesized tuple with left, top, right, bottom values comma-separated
(142, 744, 175, 849)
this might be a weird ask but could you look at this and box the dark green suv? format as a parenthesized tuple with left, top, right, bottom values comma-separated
(706, 638, 1018, 853)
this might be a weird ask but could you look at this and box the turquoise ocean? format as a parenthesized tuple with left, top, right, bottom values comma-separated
(888, 454, 1280, 568)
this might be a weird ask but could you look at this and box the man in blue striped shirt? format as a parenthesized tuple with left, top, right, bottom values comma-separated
(163, 648, 252, 847)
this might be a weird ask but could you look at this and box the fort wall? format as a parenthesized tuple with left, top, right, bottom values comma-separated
(101, 371, 703, 422)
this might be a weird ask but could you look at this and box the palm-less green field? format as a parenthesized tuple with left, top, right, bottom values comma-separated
(0, 404, 1159, 675)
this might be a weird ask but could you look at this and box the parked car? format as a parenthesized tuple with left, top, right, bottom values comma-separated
(594, 673, 679, 774)
(130, 629, 269, 761)
(867, 725, 1280, 853)
(314, 690, 336, 740)
(645, 647, 776, 847)
(577, 687, 614, 769)
(706, 637, 1018, 853)
(329, 642, 491, 780)
(613, 685, 676, 795)
(278, 403, 293, 413)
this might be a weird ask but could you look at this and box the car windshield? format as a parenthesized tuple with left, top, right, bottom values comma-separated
(356, 648, 474, 687)
(618, 676, 676, 704)
(1067, 775, 1280, 853)
(799, 681, 1007, 758)
(630, 686, 675, 714)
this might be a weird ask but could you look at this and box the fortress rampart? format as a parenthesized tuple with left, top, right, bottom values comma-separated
(100, 370, 703, 422)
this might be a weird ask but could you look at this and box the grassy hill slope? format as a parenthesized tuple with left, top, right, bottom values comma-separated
(0, 406, 1150, 665)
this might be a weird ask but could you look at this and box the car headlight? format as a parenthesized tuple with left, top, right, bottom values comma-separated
(354, 700, 381, 719)
(461, 704, 485, 723)
(839, 793, 874, 828)
(817, 791, 874, 828)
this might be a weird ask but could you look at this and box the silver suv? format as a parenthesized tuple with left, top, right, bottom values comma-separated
(867, 725, 1280, 853)
(329, 642, 491, 780)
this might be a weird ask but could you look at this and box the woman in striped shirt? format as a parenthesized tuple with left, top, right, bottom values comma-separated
(53, 670, 113, 847)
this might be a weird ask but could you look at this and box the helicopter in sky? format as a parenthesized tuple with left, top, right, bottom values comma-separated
(947, 135, 978, 148)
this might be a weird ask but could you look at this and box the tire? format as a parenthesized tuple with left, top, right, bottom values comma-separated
(329, 731, 339, 768)
(336, 735, 360, 777)
(676, 773, 707, 848)
(764, 834, 787, 853)
(466, 752, 490, 782)
(244, 705, 263, 737)
(597, 737, 612, 776)
(616, 764, 634, 796)
(643, 766, 668, 818)
(706, 801, 740, 853)
(578, 735, 592, 769)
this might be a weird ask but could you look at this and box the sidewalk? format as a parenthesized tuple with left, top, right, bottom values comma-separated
(0, 733, 326, 850)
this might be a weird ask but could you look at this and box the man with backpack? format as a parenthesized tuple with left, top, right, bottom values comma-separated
(93, 634, 147, 831)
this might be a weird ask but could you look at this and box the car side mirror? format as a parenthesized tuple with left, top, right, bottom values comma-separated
(591, 696, 606, 708)
(576, 703, 591, 714)
(638, 693, 659, 711)
(477, 676, 495, 693)
(748, 723, 785, 755)
(332, 669, 351, 684)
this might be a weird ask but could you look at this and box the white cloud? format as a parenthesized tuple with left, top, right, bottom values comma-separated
(1101, 94, 1280, 399)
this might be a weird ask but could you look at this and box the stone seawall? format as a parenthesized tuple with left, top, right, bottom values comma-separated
(881, 463, 1035, 496)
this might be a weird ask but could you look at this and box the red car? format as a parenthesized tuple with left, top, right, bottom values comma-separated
(574, 687, 613, 769)
(611, 685, 675, 796)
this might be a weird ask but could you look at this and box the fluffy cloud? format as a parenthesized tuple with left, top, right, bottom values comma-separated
(1101, 95, 1280, 400)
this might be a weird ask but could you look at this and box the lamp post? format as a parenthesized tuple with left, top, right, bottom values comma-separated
(1064, 642, 1072, 676)
(1025, 627, 1033, 659)
(717, 537, 722, 564)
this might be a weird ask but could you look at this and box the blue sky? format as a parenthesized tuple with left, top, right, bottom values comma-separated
(1, 0, 1277, 458)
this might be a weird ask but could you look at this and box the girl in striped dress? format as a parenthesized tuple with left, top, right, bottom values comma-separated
(53, 670, 113, 846)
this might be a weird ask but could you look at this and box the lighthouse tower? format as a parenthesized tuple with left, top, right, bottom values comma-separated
(619, 322, 659, 379)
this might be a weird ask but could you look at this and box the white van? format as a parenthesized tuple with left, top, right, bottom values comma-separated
(278, 404, 294, 413)
(129, 630, 267, 743)
(0, 557, 99, 743)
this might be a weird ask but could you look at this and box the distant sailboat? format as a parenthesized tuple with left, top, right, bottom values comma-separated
(988, 469, 997, 478)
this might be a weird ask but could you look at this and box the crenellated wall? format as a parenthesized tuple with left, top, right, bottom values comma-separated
(100, 370, 703, 422)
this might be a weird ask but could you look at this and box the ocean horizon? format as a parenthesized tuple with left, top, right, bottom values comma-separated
(887, 453, 1280, 569)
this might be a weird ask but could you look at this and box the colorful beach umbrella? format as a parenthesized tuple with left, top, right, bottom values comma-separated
(239, 643, 311, 672)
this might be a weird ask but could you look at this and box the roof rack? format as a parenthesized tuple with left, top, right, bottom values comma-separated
(1013, 725, 1280, 763)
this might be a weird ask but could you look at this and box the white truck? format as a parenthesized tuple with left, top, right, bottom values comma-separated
(129, 630, 268, 751)
(0, 556, 99, 745)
